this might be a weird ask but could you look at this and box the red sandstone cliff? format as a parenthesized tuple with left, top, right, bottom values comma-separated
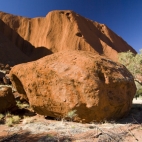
(0, 10, 136, 63)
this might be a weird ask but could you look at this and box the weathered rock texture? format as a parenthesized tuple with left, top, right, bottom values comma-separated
(0, 87, 16, 113)
(10, 51, 136, 122)
(0, 10, 136, 62)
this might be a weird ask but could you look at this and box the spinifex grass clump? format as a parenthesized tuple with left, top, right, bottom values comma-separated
(66, 110, 77, 121)
(5, 112, 21, 127)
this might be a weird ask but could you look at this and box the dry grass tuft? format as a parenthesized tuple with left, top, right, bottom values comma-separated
(5, 112, 21, 127)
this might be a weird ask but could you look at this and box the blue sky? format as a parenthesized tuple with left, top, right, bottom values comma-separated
(0, 0, 142, 52)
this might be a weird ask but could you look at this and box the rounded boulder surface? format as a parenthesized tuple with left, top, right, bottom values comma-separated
(0, 87, 17, 113)
(10, 51, 136, 122)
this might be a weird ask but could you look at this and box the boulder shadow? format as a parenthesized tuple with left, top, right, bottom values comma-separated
(116, 103, 142, 124)
(12, 108, 36, 117)
(30, 46, 53, 61)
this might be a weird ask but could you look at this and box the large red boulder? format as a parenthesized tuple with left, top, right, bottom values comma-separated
(0, 87, 17, 113)
(10, 51, 136, 122)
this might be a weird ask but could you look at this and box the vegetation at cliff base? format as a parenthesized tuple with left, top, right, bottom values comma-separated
(118, 50, 142, 97)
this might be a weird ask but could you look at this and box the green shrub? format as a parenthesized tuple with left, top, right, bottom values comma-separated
(118, 50, 142, 97)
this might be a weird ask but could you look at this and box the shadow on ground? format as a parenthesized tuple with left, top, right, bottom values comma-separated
(0, 130, 71, 142)
(116, 103, 142, 124)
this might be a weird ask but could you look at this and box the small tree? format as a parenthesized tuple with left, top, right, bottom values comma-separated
(118, 50, 142, 97)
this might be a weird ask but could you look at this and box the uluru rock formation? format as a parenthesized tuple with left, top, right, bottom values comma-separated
(10, 51, 136, 122)
(0, 10, 136, 63)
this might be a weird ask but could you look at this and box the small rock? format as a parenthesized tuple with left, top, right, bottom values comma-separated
(0, 87, 17, 113)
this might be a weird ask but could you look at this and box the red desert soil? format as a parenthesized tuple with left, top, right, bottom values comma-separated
(0, 10, 136, 62)
(0, 98, 142, 142)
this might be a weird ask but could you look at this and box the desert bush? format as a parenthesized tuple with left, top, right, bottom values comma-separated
(118, 50, 142, 77)
(118, 49, 142, 97)
(135, 81, 142, 98)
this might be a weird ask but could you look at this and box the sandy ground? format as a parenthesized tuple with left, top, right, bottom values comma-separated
(133, 97, 142, 104)
(0, 98, 142, 142)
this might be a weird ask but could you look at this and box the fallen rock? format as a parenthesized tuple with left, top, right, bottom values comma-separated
(10, 51, 136, 122)
(0, 87, 17, 113)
